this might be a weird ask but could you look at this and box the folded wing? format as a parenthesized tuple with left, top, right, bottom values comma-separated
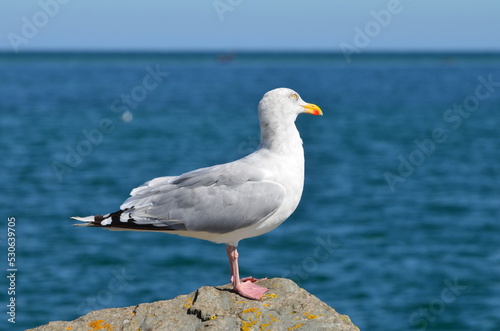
(118, 161, 285, 234)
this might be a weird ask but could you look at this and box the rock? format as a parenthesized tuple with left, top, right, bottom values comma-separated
(27, 278, 358, 331)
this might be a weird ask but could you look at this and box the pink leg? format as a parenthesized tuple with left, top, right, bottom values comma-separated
(226, 244, 268, 300)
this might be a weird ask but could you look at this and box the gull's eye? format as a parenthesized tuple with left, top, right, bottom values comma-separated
(291, 93, 298, 100)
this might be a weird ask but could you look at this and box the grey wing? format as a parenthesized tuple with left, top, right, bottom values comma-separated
(119, 162, 285, 234)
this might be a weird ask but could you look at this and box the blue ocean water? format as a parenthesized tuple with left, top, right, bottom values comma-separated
(1, 52, 499, 331)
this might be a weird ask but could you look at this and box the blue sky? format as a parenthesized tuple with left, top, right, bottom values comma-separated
(1, 0, 499, 52)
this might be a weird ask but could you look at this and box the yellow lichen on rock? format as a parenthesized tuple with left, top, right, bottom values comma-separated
(259, 313, 279, 331)
(183, 297, 194, 309)
(242, 307, 259, 314)
(264, 293, 278, 299)
(303, 311, 318, 320)
(241, 318, 258, 331)
(87, 320, 115, 331)
(241, 307, 263, 331)
(287, 323, 303, 330)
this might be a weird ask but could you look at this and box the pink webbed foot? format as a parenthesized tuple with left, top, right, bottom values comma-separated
(234, 279, 269, 300)
(225, 245, 268, 300)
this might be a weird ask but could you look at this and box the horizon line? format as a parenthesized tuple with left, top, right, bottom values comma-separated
(1, 48, 500, 55)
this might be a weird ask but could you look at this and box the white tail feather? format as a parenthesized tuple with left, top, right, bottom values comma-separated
(71, 216, 95, 223)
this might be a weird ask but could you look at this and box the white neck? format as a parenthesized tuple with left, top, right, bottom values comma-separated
(259, 118, 303, 156)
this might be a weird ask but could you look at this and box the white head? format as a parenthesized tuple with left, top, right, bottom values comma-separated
(257, 88, 322, 150)
(258, 88, 322, 123)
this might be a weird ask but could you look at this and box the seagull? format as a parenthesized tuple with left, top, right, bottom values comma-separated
(72, 88, 322, 300)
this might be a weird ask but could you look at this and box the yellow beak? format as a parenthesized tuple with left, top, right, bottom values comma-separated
(301, 103, 323, 116)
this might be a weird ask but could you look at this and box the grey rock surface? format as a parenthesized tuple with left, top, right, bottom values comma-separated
(27, 278, 358, 331)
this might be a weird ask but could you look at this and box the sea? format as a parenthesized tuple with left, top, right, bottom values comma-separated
(1, 51, 499, 331)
